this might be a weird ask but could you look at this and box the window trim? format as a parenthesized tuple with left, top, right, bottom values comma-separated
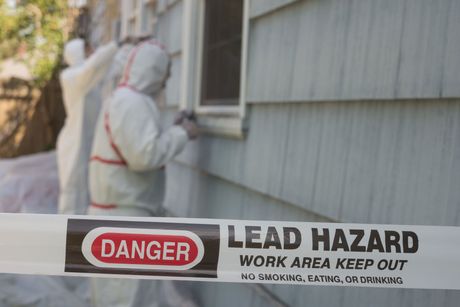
(120, 0, 156, 38)
(180, 0, 250, 138)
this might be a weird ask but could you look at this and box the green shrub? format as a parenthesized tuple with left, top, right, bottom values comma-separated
(0, 0, 67, 86)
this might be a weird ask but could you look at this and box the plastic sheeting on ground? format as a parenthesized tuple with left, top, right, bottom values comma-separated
(0, 151, 59, 214)
(0, 151, 199, 307)
(0, 151, 91, 307)
(0, 275, 89, 307)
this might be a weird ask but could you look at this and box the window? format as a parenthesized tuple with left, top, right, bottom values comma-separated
(140, 0, 156, 34)
(120, 0, 155, 38)
(127, 0, 137, 35)
(200, 0, 244, 107)
(181, 0, 249, 137)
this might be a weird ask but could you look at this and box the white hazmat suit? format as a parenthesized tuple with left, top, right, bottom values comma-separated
(57, 39, 117, 215)
(88, 40, 190, 307)
(89, 40, 188, 216)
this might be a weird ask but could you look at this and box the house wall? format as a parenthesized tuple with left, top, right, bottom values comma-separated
(158, 0, 460, 306)
(163, 98, 460, 306)
(168, 98, 460, 227)
(246, 0, 460, 102)
(86, 0, 120, 46)
(88, 0, 460, 306)
(155, 0, 183, 107)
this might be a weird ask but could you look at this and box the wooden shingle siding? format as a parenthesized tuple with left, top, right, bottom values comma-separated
(247, 0, 460, 102)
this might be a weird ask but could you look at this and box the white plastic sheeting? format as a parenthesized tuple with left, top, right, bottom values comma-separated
(0, 275, 89, 307)
(0, 151, 91, 307)
(0, 151, 59, 213)
(0, 151, 199, 307)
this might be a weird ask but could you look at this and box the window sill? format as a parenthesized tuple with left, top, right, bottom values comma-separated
(195, 105, 240, 116)
(197, 114, 247, 139)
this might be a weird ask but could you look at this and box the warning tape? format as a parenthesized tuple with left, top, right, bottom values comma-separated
(1, 213, 459, 289)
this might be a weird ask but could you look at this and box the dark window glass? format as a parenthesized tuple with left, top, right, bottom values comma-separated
(201, 0, 243, 106)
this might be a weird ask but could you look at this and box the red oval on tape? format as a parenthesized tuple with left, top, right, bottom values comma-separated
(81, 228, 205, 271)
(91, 233, 199, 266)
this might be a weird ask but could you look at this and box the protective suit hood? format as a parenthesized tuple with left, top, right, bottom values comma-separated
(89, 40, 188, 216)
(64, 38, 85, 67)
(119, 40, 170, 97)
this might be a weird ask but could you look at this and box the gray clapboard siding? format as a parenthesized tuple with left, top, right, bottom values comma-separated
(279, 99, 460, 225)
(164, 135, 460, 307)
(443, 0, 460, 97)
(156, 0, 181, 15)
(154, 1, 460, 306)
(396, 0, 450, 98)
(171, 99, 460, 226)
(165, 55, 182, 106)
(249, 0, 300, 19)
(194, 282, 219, 307)
(277, 281, 459, 307)
(161, 107, 460, 307)
(164, 159, 331, 222)
(156, 0, 167, 14)
(296, 287, 459, 307)
(195, 281, 460, 307)
(154, 0, 183, 54)
(154, 0, 183, 106)
(247, 0, 460, 102)
(207, 283, 254, 307)
(341, 0, 405, 100)
(163, 160, 334, 307)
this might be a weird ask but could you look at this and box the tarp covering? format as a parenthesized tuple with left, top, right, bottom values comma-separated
(0, 151, 199, 307)
(0, 151, 59, 213)
(0, 150, 91, 306)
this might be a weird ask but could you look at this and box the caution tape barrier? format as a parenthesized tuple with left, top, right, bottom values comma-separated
(0, 213, 458, 289)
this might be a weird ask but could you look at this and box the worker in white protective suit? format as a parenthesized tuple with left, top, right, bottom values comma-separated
(88, 40, 198, 307)
(57, 38, 118, 215)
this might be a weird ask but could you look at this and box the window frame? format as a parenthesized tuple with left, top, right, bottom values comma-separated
(120, 0, 156, 38)
(180, 0, 250, 138)
(139, 0, 156, 35)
